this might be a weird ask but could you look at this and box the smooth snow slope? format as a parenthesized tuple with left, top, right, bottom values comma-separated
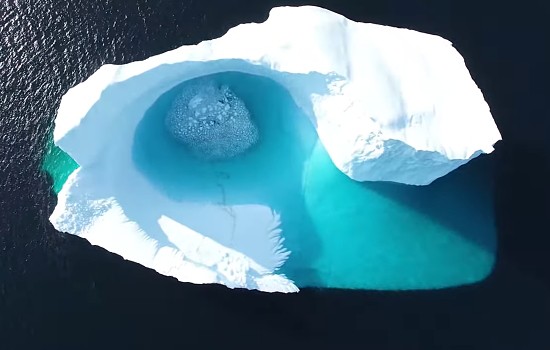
(51, 6, 501, 293)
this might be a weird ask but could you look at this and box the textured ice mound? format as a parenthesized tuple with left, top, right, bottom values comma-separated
(165, 78, 259, 160)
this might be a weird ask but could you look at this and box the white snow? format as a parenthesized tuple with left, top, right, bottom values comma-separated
(50, 5, 501, 293)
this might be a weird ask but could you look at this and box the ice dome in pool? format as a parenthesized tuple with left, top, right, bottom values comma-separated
(46, 6, 500, 293)
(164, 78, 260, 161)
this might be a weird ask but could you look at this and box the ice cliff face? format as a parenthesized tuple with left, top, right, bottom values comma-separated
(50, 6, 501, 293)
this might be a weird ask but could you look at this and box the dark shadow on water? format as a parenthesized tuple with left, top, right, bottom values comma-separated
(128, 71, 324, 286)
(365, 153, 498, 255)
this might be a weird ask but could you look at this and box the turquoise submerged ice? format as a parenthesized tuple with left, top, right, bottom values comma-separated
(134, 72, 496, 290)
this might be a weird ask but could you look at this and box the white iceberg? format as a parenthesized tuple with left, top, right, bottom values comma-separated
(50, 5, 501, 293)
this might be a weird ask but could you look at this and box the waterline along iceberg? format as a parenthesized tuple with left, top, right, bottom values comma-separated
(49, 6, 501, 293)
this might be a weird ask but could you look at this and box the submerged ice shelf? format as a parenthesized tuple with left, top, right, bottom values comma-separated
(47, 6, 500, 292)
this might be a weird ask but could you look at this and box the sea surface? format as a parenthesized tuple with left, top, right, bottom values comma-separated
(2, 0, 549, 349)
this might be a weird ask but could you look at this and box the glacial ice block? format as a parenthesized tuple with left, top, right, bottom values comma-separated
(50, 5, 501, 293)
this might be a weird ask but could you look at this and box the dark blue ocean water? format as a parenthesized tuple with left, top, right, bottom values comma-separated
(2, 0, 549, 348)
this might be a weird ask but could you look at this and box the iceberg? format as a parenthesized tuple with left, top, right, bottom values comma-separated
(50, 5, 501, 293)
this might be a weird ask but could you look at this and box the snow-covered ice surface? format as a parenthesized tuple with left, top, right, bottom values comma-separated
(50, 6, 501, 293)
